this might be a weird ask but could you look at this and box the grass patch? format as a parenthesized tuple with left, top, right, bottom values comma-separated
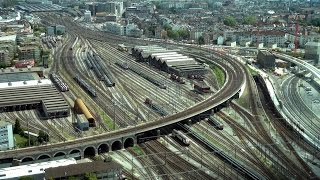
(247, 65, 258, 76)
(99, 111, 119, 130)
(14, 134, 28, 148)
(131, 145, 144, 156)
(206, 61, 226, 87)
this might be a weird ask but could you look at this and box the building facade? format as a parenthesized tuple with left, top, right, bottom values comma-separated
(257, 50, 275, 69)
(305, 42, 320, 65)
(0, 50, 10, 66)
(18, 46, 40, 61)
(0, 121, 14, 151)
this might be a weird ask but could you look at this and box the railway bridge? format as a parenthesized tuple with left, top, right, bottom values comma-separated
(0, 49, 246, 166)
(12, 135, 136, 165)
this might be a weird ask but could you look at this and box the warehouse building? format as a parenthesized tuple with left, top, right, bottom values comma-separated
(257, 50, 275, 69)
(0, 158, 76, 180)
(0, 84, 70, 118)
(45, 161, 123, 180)
(132, 45, 208, 77)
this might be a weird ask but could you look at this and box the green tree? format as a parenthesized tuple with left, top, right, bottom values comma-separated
(18, 176, 33, 180)
(223, 16, 237, 27)
(38, 130, 49, 143)
(177, 29, 190, 39)
(2, 0, 17, 8)
(198, 36, 205, 45)
(14, 119, 23, 135)
(311, 18, 320, 26)
(163, 24, 172, 31)
(68, 177, 78, 180)
(243, 16, 257, 25)
(84, 172, 97, 180)
(167, 29, 179, 39)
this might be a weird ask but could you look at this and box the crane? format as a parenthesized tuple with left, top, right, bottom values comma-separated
(294, 22, 300, 51)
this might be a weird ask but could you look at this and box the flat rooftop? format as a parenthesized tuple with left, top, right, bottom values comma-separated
(16, 4, 63, 12)
(0, 67, 44, 75)
(45, 161, 122, 179)
(0, 72, 39, 83)
(0, 85, 69, 114)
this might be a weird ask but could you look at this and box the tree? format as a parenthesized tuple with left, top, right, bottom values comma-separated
(198, 36, 205, 45)
(18, 176, 33, 180)
(84, 172, 97, 180)
(243, 16, 257, 25)
(68, 177, 78, 180)
(311, 18, 320, 26)
(167, 29, 179, 40)
(38, 130, 49, 143)
(177, 29, 190, 40)
(14, 119, 23, 135)
(2, 0, 17, 8)
(223, 16, 237, 27)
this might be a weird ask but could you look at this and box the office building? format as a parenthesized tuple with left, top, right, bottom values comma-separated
(257, 50, 275, 69)
(0, 121, 14, 151)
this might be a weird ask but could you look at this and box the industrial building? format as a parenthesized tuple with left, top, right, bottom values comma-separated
(0, 67, 69, 118)
(0, 67, 44, 78)
(0, 84, 70, 118)
(84, 10, 92, 23)
(257, 50, 275, 69)
(0, 158, 76, 180)
(45, 160, 123, 180)
(132, 46, 208, 77)
(305, 41, 320, 65)
(0, 121, 14, 151)
(75, 114, 89, 131)
(17, 45, 40, 61)
(46, 25, 66, 36)
(16, 4, 62, 12)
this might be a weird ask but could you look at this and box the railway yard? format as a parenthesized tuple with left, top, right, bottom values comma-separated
(0, 12, 319, 179)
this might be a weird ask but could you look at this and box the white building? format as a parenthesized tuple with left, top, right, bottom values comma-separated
(190, 30, 203, 41)
(0, 158, 77, 180)
(285, 33, 320, 48)
(84, 10, 92, 23)
(217, 36, 224, 45)
(0, 121, 14, 151)
(224, 30, 287, 48)
(106, 2, 124, 17)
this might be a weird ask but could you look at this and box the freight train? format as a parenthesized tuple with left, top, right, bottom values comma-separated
(49, 73, 69, 92)
(87, 52, 115, 87)
(207, 117, 224, 130)
(194, 83, 210, 93)
(74, 75, 97, 97)
(144, 98, 168, 116)
(170, 74, 185, 84)
(172, 129, 190, 146)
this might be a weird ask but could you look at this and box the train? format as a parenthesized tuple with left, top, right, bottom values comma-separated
(49, 73, 69, 92)
(74, 75, 97, 97)
(86, 51, 115, 87)
(144, 98, 168, 116)
(115, 61, 129, 70)
(207, 117, 224, 130)
(194, 83, 210, 93)
(170, 74, 185, 84)
(130, 65, 166, 89)
(117, 44, 128, 52)
(172, 129, 190, 146)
